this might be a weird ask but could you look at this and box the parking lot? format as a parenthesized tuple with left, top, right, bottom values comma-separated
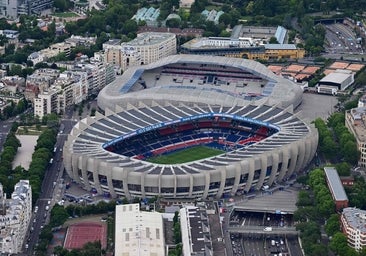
(295, 93, 338, 122)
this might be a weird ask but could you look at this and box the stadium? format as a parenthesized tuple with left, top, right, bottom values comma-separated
(63, 55, 318, 199)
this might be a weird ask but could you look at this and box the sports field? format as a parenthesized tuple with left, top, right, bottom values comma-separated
(147, 145, 224, 164)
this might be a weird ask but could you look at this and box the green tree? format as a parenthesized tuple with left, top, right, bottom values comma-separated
(329, 232, 349, 255)
(296, 190, 313, 206)
(218, 13, 232, 26)
(50, 205, 69, 227)
(335, 162, 351, 176)
(168, 18, 182, 28)
(342, 141, 359, 164)
(325, 214, 340, 236)
(269, 36, 279, 44)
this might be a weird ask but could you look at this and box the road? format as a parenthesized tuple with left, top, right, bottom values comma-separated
(0, 115, 21, 147)
(22, 110, 76, 255)
(228, 225, 299, 235)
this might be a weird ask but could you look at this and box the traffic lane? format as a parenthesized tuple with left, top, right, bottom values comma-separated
(28, 200, 48, 253)
(21, 117, 74, 253)
(287, 236, 303, 256)
(28, 126, 69, 252)
(222, 209, 234, 256)
(61, 119, 77, 133)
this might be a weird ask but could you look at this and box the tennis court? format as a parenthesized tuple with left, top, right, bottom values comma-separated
(64, 222, 107, 249)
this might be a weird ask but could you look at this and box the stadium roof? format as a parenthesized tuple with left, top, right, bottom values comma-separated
(67, 102, 312, 175)
(98, 54, 303, 111)
(324, 167, 348, 201)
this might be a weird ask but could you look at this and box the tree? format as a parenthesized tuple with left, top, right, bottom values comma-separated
(329, 232, 349, 256)
(54, 0, 74, 12)
(50, 205, 69, 227)
(218, 13, 232, 26)
(269, 37, 279, 44)
(342, 141, 359, 164)
(81, 241, 102, 256)
(166, 18, 181, 28)
(321, 136, 337, 159)
(8, 65, 22, 76)
(296, 190, 313, 206)
(122, 20, 138, 35)
(309, 244, 328, 256)
(335, 162, 351, 176)
(325, 214, 340, 236)
(53, 246, 69, 256)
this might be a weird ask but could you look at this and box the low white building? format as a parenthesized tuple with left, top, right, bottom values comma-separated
(27, 52, 44, 65)
(115, 203, 165, 256)
(0, 180, 32, 255)
(317, 69, 354, 95)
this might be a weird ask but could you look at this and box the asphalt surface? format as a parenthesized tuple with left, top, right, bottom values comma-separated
(0, 115, 21, 147)
(21, 109, 76, 255)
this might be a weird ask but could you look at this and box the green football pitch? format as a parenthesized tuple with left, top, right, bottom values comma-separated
(147, 145, 225, 164)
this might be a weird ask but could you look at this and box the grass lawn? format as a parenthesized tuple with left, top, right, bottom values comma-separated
(16, 125, 48, 135)
(53, 12, 79, 18)
(147, 145, 224, 164)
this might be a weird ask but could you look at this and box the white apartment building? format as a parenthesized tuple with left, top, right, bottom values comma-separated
(341, 207, 366, 250)
(25, 69, 61, 102)
(0, 180, 32, 255)
(115, 203, 165, 256)
(103, 32, 176, 71)
(345, 107, 366, 167)
(33, 61, 116, 117)
(55, 71, 89, 112)
(34, 87, 59, 118)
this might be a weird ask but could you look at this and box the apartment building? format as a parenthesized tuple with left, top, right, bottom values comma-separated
(34, 87, 59, 118)
(103, 32, 177, 71)
(0, 0, 52, 20)
(345, 106, 366, 167)
(341, 207, 366, 251)
(33, 60, 115, 117)
(0, 180, 32, 254)
(180, 205, 213, 256)
(25, 69, 60, 102)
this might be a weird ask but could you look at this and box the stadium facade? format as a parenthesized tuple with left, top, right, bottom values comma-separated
(63, 55, 318, 199)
